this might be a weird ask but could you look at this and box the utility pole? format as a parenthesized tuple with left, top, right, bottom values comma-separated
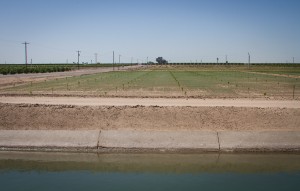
(147, 57, 148, 64)
(226, 55, 228, 63)
(95, 53, 98, 64)
(217, 57, 219, 64)
(113, 51, 115, 71)
(248, 52, 250, 68)
(118, 54, 121, 70)
(76, 50, 81, 69)
(22, 42, 29, 68)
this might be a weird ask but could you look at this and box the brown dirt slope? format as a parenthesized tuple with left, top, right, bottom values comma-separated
(0, 103, 299, 131)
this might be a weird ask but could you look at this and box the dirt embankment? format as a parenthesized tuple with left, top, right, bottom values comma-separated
(0, 103, 299, 131)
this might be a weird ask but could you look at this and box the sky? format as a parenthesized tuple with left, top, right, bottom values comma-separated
(0, 0, 299, 64)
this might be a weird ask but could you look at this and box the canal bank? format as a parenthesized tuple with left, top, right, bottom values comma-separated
(0, 130, 299, 152)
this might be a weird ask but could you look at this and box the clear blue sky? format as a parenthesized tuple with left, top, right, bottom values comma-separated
(0, 0, 299, 64)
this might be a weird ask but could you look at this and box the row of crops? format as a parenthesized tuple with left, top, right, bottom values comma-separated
(0, 65, 73, 75)
(0, 63, 137, 75)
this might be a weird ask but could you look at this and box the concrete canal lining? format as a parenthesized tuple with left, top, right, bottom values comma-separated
(0, 130, 99, 149)
(219, 131, 300, 151)
(98, 130, 219, 151)
(0, 130, 299, 152)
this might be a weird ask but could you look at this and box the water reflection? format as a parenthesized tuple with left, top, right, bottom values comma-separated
(0, 151, 299, 173)
(1, 152, 300, 191)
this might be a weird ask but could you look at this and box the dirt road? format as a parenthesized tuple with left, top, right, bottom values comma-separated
(1, 96, 299, 108)
(0, 65, 142, 89)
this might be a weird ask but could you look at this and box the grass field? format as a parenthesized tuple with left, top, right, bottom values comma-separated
(2, 65, 300, 99)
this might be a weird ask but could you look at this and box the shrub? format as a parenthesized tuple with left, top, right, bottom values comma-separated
(1, 69, 8, 75)
(41, 67, 47, 73)
(10, 69, 16, 74)
(24, 68, 29, 74)
(34, 68, 40, 73)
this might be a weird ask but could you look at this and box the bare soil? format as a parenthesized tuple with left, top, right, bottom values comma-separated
(1, 96, 299, 108)
(1, 103, 299, 131)
(0, 67, 299, 132)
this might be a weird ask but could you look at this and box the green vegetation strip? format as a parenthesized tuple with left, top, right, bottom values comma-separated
(2, 66, 300, 99)
(0, 64, 72, 75)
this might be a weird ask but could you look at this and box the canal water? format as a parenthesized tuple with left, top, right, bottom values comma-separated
(0, 152, 299, 191)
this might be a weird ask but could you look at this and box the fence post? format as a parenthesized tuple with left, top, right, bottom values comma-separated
(248, 87, 250, 98)
(293, 85, 295, 99)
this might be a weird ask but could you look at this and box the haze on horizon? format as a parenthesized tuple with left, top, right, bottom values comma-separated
(0, 0, 299, 64)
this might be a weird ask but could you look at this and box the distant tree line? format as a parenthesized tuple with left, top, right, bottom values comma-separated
(0, 65, 72, 75)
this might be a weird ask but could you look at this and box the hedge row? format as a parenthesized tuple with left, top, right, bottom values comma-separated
(0, 66, 72, 75)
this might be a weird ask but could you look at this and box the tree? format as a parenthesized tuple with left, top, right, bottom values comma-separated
(156, 57, 168, 65)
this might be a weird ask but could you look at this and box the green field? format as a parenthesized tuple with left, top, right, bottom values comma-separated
(2, 65, 300, 99)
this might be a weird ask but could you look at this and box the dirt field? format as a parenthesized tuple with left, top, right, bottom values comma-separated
(0, 102, 299, 131)
(0, 66, 299, 132)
